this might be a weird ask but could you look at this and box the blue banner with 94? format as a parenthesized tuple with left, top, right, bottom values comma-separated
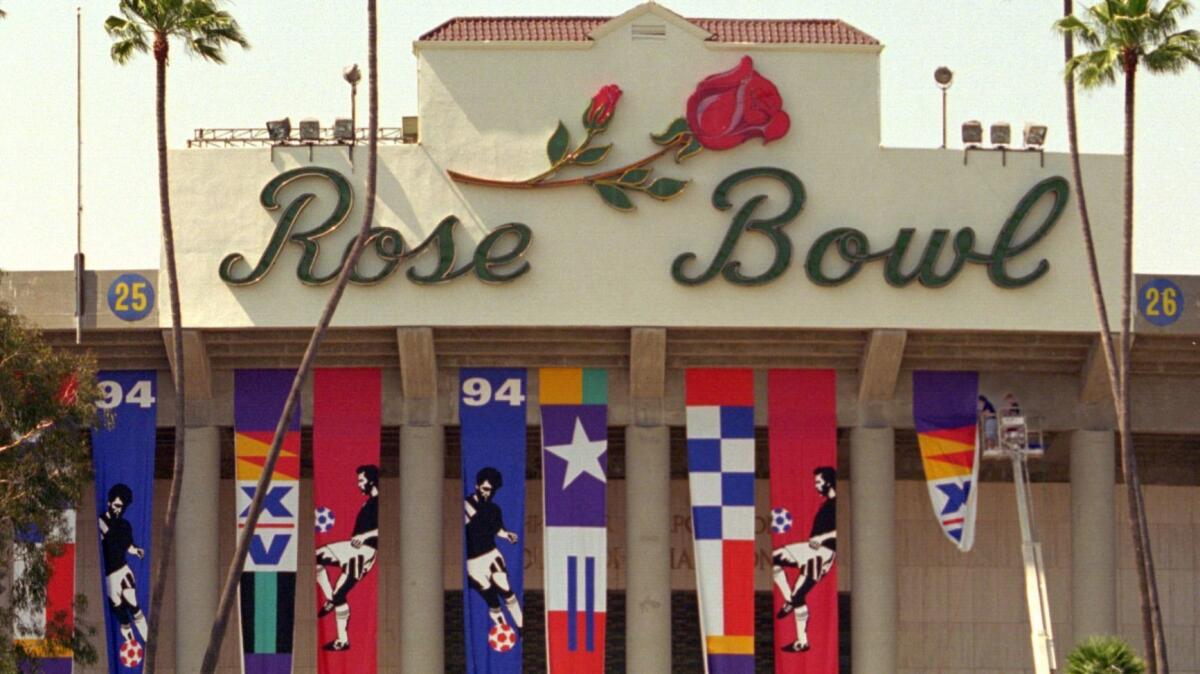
(93, 371, 157, 672)
(460, 368, 527, 674)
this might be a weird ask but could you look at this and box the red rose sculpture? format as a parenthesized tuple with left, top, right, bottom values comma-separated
(447, 56, 792, 211)
(686, 55, 791, 150)
(583, 84, 622, 131)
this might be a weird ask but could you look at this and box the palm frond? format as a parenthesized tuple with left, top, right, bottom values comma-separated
(1066, 636, 1146, 674)
(176, 2, 249, 60)
(1144, 29, 1200, 70)
(188, 37, 223, 63)
(105, 15, 150, 64)
(119, 0, 158, 30)
(1057, 14, 1103, 48)
(1151, 0, 1193, 39)
(1066, 44, 1123, 86)
(106, 0, 247, 64)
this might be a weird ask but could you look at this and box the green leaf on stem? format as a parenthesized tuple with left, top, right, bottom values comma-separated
(676, 136, 704, 162)
(573, 144, 612, 166)
(594, 182, 635, 211)
(547, 121, 571, 165)
(651, 117, 691, 146)
(644, 177, 689, 200)
(618, 168, 652, 186)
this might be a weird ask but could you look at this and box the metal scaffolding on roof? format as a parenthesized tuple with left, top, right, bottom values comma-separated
(187, 126, 413, 148)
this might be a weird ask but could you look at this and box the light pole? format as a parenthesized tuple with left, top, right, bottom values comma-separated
(344, 64, 362, 143)
(934, 66, 954, 149)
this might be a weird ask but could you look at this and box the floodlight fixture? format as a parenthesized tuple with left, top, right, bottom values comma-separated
(266, 117, 291, 142)
(934, 66, 954, 149)
(1024, 123, 1047, 148)
(344, 63, 361, 163)
(934, 66, 954, 90)
(299, 118, 321, 142)
(334, 118, 355, 142)
(962, 120, 983, 147)
(991, 122, 1011, 147)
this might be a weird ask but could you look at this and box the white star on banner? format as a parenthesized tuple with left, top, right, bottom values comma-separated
(544, 417, 607, 489)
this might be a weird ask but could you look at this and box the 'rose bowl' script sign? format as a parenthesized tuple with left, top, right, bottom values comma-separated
(219, 166, 1068, 291)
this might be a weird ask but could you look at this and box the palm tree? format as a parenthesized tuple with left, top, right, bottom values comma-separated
(104, 3, 247, 672)
(1068, 636, 1147, 674)
(1057, 2, 1200, 672)
(198, 2, 380, 671)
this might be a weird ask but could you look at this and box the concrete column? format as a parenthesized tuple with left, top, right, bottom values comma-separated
(625, 424, 672, 673)
(399, 424, 444, 673)
(1070, 429, 1116, 642)
(850, 426, 896, 674)
(397, 327, 443, 673)
(175, 425, 221, 672)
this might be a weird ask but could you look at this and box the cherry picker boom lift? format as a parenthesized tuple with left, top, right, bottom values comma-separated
(981, 397, 1057, 674)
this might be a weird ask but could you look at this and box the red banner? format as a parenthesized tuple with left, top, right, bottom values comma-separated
(313, 369, 381, 672)
(768, 370, 838, 673)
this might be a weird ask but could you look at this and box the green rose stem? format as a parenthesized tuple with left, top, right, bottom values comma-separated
(448, 134, 686, 189)
(524, 127, 600, 184)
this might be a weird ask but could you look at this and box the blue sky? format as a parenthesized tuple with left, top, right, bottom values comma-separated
(1, 0, 1197, 272)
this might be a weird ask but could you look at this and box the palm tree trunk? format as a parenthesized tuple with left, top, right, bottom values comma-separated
(197, 3, 379, 671)
(1119, 60, 1169, 674)
(143, 35, 186, 674)
(1061, 0, 1122, 406)
(1060, 8, 1162, 671)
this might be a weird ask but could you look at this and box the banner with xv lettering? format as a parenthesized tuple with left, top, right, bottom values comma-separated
(235, 370, 299, 674)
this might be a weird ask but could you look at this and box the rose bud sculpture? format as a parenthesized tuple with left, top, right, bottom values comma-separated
(447, 56, 791, 211)
(584, 84, 622, 131)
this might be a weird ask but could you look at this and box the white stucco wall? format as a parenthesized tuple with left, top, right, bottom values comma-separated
(167, 10, 1123, 331)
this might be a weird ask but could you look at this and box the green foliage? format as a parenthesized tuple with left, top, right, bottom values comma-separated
(593, 182, 634, 211)
(1067, 636, 1147, 674)
(105, 0, 249, 64)
(1057, 0, 1200, 87)
(651, 117, 691, 145)
(546, 121, 571, 166)
(0, 286, 101, 671)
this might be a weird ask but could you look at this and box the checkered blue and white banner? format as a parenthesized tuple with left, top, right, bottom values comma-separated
(685, 369, 756, 674)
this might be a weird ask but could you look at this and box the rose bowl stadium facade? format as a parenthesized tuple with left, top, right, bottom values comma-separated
(5, 4, 1200, 674)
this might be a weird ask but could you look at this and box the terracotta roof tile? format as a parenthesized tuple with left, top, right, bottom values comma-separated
(419, 16, 879, 46)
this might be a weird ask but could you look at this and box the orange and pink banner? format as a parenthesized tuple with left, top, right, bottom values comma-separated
(913, 371, 980, 551)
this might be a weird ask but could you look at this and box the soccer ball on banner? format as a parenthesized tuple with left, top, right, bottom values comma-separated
(770, 507, 793, 534)
(118, 638, 144, 668)
(488, 623, 518, 653)
(314, 506, 336, 534)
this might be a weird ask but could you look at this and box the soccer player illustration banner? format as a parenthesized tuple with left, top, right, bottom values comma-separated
(92, 370, 156, 673)
(913, 371, 981, 551)
(460, 368, 527, 674)
(539, 368, 608, 673)
(313, 368, 381, 672)
(768, 369, 838, 672)
(12, 514, 76, 674)
(685, 369, 755, 674)
(234, 370, 301, 674)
